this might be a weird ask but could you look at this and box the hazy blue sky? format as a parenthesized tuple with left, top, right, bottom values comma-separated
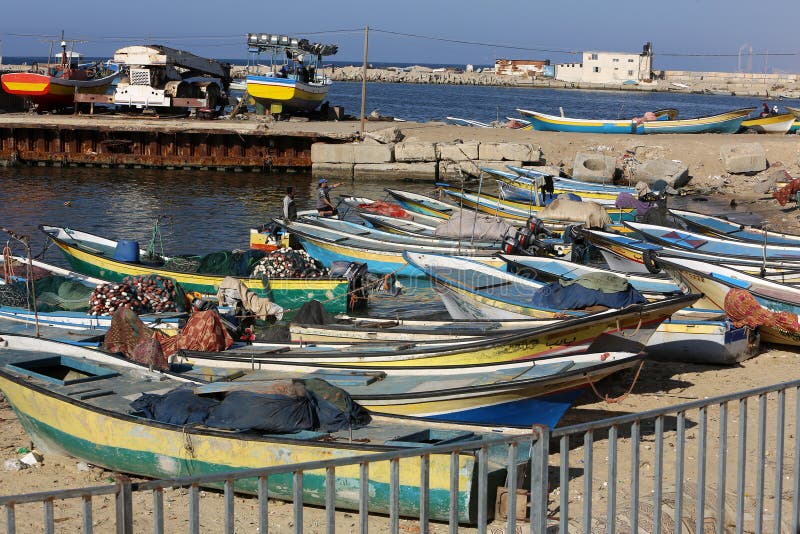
(2, 0, 798, 73)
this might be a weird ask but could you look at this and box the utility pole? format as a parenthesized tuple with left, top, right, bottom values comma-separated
(359, 25, 369, 136)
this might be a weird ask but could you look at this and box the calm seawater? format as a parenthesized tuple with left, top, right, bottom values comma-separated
(1, 83, 785, 315)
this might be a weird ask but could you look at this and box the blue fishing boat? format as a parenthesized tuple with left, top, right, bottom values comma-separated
(482, 167, 618, 205)
(668, 209, 800, 246)
(384, 189, 454, 219)
(356, 212, 438, 237)
(507, 166, 637, 195)
(516, 109, 638, 134)
(639, 107, 755, 134)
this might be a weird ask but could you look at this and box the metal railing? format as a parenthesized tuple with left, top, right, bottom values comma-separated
(3, 378, 800, 533)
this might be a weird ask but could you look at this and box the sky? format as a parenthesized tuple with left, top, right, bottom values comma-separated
(1, 0, 799, 73)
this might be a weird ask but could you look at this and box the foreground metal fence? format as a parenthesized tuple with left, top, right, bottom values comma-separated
(2, 378, 800, 533)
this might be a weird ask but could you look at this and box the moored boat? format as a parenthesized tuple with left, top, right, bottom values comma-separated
(739, 112, 796, 134)
(40, 225, 364, 314)
(669, 209, 800, 246)
(0, 336, 531, 523)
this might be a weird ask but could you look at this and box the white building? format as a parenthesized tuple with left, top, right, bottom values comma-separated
(556, 43, 653, 83)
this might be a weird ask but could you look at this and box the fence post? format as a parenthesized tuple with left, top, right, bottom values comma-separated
(530, 425, 550, 534)
(115, 476, 133, 534)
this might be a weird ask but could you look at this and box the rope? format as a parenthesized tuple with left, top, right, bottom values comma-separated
(2, 244, 14, 282)
(615, 317, 642, 338)
(586, 359, 646, 404)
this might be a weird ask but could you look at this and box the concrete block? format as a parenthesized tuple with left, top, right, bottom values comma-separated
(572, 152, 617, 183)
(311, 143, 354, 164)
(354, 162, 437, 180)
(439, 160, 483, 180)
(395, 141, 437, 162)
(721, 143, 767, 174)
(353, 143, 394, 164)
(437, 141, 479, 161)
(631, 159, 690, 188)
(312, 162, 354, 179)
(479, 142, 541, 163)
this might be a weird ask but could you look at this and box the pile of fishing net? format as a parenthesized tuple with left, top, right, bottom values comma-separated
(0, 275, 95, 312)
(88, 275, 188, 316)
(251, 248, 329, 278)
(358, 200, 410, 219)
(724, 288, 800, 332)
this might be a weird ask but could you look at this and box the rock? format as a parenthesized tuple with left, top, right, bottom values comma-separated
(753, 166, 792, 194)
(4, 459, 26, 471)
(363, 126, 403, 144)
(630, 159, 690, 188)
(20, 451, 43, 466)
(720, 143, 767, 174)
(572, 152, 617, 183)
(77, 461, 93, 472)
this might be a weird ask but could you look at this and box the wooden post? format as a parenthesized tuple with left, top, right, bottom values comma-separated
(359, 25, 369, 136)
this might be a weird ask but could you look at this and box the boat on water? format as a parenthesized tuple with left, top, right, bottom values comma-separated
(516, 107, 754, 134)
(39, 225, 366, 315)
(438, 186, 635, 224)
(481, 167, 620, 205)
(356, 212, 438, 237)
(739, 112, 796, 134)
(0, 335, 531, 523)
(507, 165, 638, 195)
(669, 209, 800, 246)
(383, 189, 454, 219)
(657, 257, 800, 346)
(0, 34, 116, 111)
(0, 254, 184, 332)
(275, 217, 505, 277)
(244, 32, 337, 113)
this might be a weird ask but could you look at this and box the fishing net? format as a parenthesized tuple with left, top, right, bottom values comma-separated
(161, 255, 202, 273)
(251, 248, 329, 278)
(0, 283, 28, 308)
(359, 200, 410, 219)
(0, 276, 94, 312)
(103, 308, 168, 369)
(89, 275, 189, 316)
(724, 288, 800, 332)
(195, 250, 267, 276)
(154, 309, 233, 358)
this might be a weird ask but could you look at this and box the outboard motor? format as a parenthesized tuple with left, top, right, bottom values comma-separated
(526, 215, 553, 238)
(565, 224, 591, 264)
(501, 234, 520, 254)
(514, 226, 534, 250)
(329, 261, 370, 310)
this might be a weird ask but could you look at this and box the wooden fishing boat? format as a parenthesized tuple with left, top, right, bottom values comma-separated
(244, 34, 336, 113)
(276, 218, 504, 277)
(482, 167, 619, 205)
(499, 254, 682, 297)
(439, 186, 636, 223)
(787, 106, 800, 120)
(582, 228, 800, 281)
(507, 166, 637, 195)
(0, 255, 184, 332)
(625, 221, 800, 262)
(383, 189, 454, 219)
(516, 109, 639, 134)
(668, 209, 800, 246)
(39, 225, 361, 314)
(339, 196, 444, 226)
(657, 256, 800, 346)
(514, 107, 681, 134)
(639, 108, 755, 134)
(356, 212, 438, 237)
(0, 338, 531, 523)
(1, 69, 116, 111)
(302, 215, 502, 248)
(739, 113, 796, 134)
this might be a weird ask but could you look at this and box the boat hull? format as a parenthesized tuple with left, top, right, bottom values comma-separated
(246, 75, 329, 111)
(0, 372, 503, 523)
(46, 231, 352, 314)
(739, 113, 796, 134)
(1, 72, 115, 107)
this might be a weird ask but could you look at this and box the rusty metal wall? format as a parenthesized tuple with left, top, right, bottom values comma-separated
(0, 125, 315, 170)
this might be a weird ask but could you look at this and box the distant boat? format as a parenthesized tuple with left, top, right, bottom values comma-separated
(0, 34, 116, 111)
(515, 107, 681, 134)
(639, 108, 755, 134)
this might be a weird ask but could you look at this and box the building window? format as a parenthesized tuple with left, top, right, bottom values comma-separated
(590, 53, 598, 60)
(628, 58, 634, 62)
(612, 58, 619, 63)
(593, 66, 600, 73)
(628, 70, 634, 76)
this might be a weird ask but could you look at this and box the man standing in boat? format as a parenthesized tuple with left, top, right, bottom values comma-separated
(283, 186, 297, 221)
(317, 178, 342, 217)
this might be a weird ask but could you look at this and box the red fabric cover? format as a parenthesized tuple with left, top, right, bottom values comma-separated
(359, 200, 410, 219)
(773, 177, 800, 207)
(154, 309, 234, 358)
(103, 308, 167, 370)
(724, 288, 800, 332)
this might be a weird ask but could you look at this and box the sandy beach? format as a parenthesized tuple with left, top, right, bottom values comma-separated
(2, 127, 800, 532)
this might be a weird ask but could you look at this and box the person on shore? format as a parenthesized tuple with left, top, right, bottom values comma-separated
(283, 186, 297, 221)
(316, 178, 342, 217)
